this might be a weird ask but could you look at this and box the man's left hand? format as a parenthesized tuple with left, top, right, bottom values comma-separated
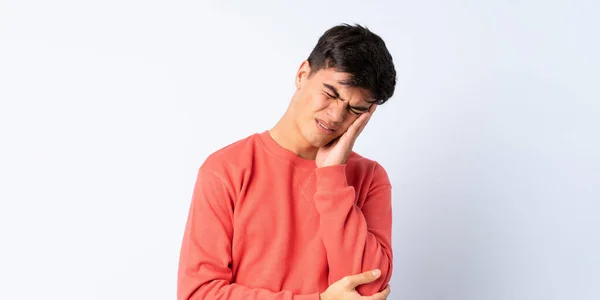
(316, 104, 377, 168)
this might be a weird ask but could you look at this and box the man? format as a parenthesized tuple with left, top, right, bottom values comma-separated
(178, 23, 396, 300)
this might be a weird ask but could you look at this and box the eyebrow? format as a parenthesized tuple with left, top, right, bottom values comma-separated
(323, 83, 371, 112)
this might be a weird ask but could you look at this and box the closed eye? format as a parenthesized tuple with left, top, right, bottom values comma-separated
(324, 91, 335, 99)
(349, 105, 370, 114)
(324, 91, 367, 115)
(348, 107, 363, 115)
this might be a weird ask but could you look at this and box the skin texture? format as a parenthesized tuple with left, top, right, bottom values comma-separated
(269, 60, 377, 163)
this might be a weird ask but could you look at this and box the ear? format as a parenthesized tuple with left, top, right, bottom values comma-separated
(295, 60, 311, 90)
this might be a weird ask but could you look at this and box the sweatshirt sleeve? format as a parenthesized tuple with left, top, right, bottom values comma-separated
(313, 163, 393, 296)
(178, 167, 319, 300)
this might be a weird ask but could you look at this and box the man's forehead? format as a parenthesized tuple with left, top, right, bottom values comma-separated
(316, 67, 352, 83)
(317, 69, 373, 101)
(314, 68, 357, 89)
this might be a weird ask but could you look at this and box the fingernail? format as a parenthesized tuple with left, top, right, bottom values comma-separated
(372, 269, 381, 277)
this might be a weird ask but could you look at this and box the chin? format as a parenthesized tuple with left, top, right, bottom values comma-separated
(299, 128, 327, 148)
(310, 139, 329, 148)
(310, 132, 340, 148)
(304, 134, 324, 148)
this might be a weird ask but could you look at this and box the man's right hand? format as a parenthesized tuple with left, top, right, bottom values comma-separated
(319, 269, 390, 300)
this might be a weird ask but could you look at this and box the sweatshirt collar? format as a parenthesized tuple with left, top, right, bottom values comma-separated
(258, 130, 318, 169)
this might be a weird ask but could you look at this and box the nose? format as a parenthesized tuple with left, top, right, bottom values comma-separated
(327, 99, 346, 123)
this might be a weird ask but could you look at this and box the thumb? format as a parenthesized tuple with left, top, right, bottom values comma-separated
(345, 269, 381, 288)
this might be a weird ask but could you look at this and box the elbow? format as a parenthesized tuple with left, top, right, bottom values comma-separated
(356, 254, 393, 296)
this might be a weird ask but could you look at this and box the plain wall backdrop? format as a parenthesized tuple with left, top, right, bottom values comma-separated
(1, 0, 598, 299)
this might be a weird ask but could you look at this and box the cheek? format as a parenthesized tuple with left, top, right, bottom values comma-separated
(310, 94, 330, 113)
(341, 120, 353, 131)
(341, 114, 359, 129)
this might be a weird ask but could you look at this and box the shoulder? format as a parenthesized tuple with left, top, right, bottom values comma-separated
(200, 132, 260, 175)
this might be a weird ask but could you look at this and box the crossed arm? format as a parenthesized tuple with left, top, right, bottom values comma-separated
(177, 163, 393, 299)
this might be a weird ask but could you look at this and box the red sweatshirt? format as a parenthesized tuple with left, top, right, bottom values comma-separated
(178, 130, 393, 300)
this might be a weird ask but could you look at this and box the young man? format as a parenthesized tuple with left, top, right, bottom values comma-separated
(178, 23, 396, 300)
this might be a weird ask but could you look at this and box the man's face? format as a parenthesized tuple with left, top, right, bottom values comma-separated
(292, 61, 374, 148)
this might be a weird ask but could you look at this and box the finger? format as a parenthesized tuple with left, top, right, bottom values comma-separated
(356, 112, 373, 136)
(363, 285, 390, 300)
(346, 112, 370, 138)
(348, 112, 372, 141)
(369, 103, 378, 114)
(360, 104, 377, 128)
(344, 269, 381, 288)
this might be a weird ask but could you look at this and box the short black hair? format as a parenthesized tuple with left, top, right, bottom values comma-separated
(307, 23, 397, 105)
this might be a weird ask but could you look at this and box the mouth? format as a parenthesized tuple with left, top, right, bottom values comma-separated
(315, 119, 336, 134)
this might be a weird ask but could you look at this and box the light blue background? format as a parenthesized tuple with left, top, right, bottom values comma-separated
(1, 1, 598, 299)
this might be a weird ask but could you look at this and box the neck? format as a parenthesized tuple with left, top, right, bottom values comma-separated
(269, 112, 319, 160)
